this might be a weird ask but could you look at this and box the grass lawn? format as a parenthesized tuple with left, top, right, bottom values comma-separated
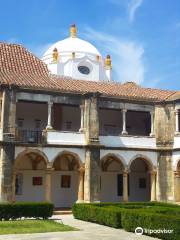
(0, 220, 77, 235)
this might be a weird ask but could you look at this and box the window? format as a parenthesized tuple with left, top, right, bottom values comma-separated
(117, 174, 123, 196)
(32, 177, 43, 186)
(35, 119, 41, 129)
(78, 66, 90, 75)
(61, 175, 71, 188)
(139, 178, 146, 188)
(66, 121, 72, 130)
(15, 174, 23, 195)
(17, 118, 24, 128)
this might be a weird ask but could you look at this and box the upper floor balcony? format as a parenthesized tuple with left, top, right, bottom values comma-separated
(1, 97, 156, 149)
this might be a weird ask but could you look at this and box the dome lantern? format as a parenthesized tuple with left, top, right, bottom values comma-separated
(70, 24, 77, 38)
(105, 55, 112, 69)
(52, 48, 59, 63)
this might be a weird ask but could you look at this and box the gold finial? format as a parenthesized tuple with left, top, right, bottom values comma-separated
(96, 55, 100, 61)
(105, 54, 112, 69)
(72, 52, 75, 58)
(70, 24, 77, 38)
(52, 48, 58, 63)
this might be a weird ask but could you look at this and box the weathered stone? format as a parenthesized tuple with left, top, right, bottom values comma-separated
(84, 93, 99, 144)
(84, 147, 100, 202)
(0, 88, 16, 202)
(154, 104, 175, 201)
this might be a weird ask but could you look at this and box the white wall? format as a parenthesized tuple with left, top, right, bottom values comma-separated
(100, 172, 123, 202)
(15, 170, 45, 202)
(100, 136, 156, 150)
(52, 171, 79, 208)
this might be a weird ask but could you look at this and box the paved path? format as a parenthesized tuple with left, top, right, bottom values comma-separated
(0, 214, 159, 240)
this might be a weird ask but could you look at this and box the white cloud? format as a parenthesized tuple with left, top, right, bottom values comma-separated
(83, 27, 145, 84)
(107, 0, 143, 23)
(128, 0, 143, 23)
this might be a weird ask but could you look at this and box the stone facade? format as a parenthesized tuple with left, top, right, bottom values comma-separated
(0, 87, 179, 206)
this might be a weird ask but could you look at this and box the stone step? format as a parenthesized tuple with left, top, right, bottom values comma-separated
(53, 208, 72, 215)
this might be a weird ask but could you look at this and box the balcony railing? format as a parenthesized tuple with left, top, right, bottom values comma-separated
(3, 128, 43, 144)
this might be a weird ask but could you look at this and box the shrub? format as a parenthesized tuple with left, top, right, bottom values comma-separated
(121, 209, 180, 240)
(73, 203, 122, 228)
(0, 202, 54, 220)
(73, 203, 180, 240)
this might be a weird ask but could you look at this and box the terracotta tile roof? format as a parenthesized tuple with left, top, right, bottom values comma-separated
(0, 42, 48, 75)
(0, 42, 177, 103)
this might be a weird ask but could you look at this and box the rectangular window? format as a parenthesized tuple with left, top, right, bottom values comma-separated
(32, 177, 43, 186)
(15, 174, 23, 195)
(117, 174, 123, 196)
(61, 175, 71, 188)
(17, 118, 24, 128)
(66, 121, 72, 130)
(139, 178, 146, 188)
(35, 119, 41, 129)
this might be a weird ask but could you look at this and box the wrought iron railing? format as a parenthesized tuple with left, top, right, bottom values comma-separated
(3, 128, 44, 144)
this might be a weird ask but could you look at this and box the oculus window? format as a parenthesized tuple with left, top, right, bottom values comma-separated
(78, 66, 90, 75)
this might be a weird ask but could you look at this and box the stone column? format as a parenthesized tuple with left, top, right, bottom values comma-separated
(11, 171, 16, 202)
(84, 93, 99, 144)
(45, 169, 53, 202)
(175, 109, 179, 134)
(150, 171, 156, 201)
(121, 109, 128, 135)
(123, 171, 128, 202)
(77, 167, 85, 202)
(46, 101, 53, 130)
(0, 88, 16, 202)
(174, 171, 180, 202)
(150, 111, 155, 136)
(84, 147, 100, 202)
(79, 104, 84, 132)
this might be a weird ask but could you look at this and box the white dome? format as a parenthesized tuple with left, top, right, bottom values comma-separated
(43, 37, 101, 58)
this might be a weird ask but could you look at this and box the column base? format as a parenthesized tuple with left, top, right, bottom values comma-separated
(79, 128, 84, 133)
(46, 126, 53, 130)
(121, 131, 128, 135)
(76, 200, 84, 203)
(150, 133, 155, 137)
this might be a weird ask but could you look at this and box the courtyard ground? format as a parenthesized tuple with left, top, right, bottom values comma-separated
(0, 214, 159, 240)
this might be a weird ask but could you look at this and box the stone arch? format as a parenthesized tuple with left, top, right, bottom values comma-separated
(14, 149, 49, 170)
(52, 150, 82, 171)
(176, 160, 180, 172)
(101, 153, 126, 172)
(128, 154, 154, 172)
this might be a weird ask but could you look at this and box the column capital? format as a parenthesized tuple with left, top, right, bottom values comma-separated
(174, 171, 180, 177)
(149, 170, 157, 176)
(122, 108, 127, 113)
(175, 109, 179, 115)
(123, 170, 129, 176)
(78, 166, 85, 173)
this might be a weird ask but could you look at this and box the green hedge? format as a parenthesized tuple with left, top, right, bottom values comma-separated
(73, 203, 180, 240)
(121, 209, 180, 240)
(73, 204, 122, 228)
(0, 202, 54, 220)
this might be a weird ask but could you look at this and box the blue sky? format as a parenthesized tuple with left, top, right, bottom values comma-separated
(0, 0, 180, 90)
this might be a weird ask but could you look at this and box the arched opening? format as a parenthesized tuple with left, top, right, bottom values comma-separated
(100, 154, 125, 202)
(14, 151, 47, 202)
(129, 157, 152, 201)
(52, 151, 81, 208)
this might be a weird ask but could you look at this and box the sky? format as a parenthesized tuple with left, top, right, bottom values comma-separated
(0, 0, 180, 90)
